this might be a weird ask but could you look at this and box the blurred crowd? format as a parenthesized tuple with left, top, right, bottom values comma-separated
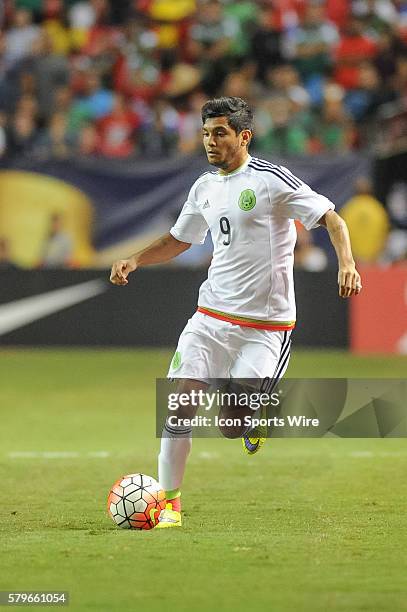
(0, 0, 406, 269)
(1, 0, 407, 160)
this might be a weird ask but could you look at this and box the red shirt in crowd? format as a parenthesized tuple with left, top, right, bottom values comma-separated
(334, 34, 377, 89)
(97, 110, 140, 157)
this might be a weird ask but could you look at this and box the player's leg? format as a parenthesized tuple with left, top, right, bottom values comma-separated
(157, 312, 234, 527)
(230, 330, 292, 454)
(157, 377, 208, 528)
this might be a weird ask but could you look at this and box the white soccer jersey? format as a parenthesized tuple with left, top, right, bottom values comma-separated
(170, 155, 334, 330)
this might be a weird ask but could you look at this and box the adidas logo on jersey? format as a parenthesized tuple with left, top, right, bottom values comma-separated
(203, 199, 210, 209)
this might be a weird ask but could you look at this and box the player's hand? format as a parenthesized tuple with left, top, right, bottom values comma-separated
(338, 264, 362, 298)
(110, 259, 136, 286)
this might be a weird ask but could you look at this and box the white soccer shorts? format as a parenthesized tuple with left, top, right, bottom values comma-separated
(167, 311, 292, 383)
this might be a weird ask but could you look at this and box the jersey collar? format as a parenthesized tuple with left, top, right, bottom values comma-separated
(216, 155, 252, 179)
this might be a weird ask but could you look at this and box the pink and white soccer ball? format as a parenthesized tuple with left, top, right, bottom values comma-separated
(107, 473, 166, 530)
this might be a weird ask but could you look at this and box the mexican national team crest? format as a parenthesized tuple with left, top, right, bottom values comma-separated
(238, 189, 256, 211)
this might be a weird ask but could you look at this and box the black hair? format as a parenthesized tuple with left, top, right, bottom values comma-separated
(201, 97, 254, 135)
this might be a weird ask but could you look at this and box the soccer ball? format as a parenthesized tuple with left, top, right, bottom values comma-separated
(107, 473, 166, 530)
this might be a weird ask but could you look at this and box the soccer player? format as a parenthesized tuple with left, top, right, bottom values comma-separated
(110, 97, 362, 528)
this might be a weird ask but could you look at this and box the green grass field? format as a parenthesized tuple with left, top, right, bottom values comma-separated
(0, 349, 406, 612)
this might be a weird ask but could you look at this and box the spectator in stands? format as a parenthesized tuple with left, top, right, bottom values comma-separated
(11, 68, 37, 105)
(334, 14, 377, 90)
(81, 0, 115, 58)
(374, 27, 407, 86)
(250, 6, 282, 82)
(16, 93, 39, 123)
(263, 63, 307, 100)
(163, 62, 202, 98)
(41, 2, 71, 56)
(326, 0, 350, 30)
(289, 3, 339, 83)
(353, 0, 398, 37)
(76, 121, 99, 156)
(159, 60, 203, 152)
(4, 8, 40, 69)
(177, 91, 207, 154)
(113, 17, 162, 104)
(288, 84, 314, 133)
(383, 228, 407, 263)
(97, 93, 140, 158)
(41, 212, 74, 268)
(344, 61, 383, 122)
(140, 97, 180, 155)
(254, 95, 309, 155)
(18, 69, 37, 98)
(222, 0, 259, 58)
(69, 70, 114, 133)
(37, 111, 75, 159)
(222, 63, 259, 103)
(138, 0, 195, 62)
(311, 83, 355, 152)
(0, 68, 37, 119)
(341, 176, 390, 263)
(7, 109, 40, 159)
(68, 0, 97, 31)
(186, 0, 238, 93)
(54, 85, 74, 116)
(386, 180, 407, 231)
(20, 29, 69, 120)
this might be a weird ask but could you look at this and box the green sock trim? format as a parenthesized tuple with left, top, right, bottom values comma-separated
(166, 488, 181, 500)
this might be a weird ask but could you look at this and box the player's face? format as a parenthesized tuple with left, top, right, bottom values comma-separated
(202, 117, 251, 172)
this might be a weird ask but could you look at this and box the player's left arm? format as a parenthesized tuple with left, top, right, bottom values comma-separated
(318, 209, 362, 298)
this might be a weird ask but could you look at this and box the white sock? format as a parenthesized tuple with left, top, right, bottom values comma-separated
(158, 419, 192, 491)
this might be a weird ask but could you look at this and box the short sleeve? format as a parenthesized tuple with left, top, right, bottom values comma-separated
(270, 169, 335, 230)
(170, 186, 209, 245)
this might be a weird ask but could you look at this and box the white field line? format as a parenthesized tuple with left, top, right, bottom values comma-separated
(6, 450, 405, 460)
(7, 451, 110, 459)
(196, 451, 220, 460)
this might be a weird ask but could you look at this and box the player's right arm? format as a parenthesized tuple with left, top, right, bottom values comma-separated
(110, 233, 191, 286)
(110, 179, 209, 286)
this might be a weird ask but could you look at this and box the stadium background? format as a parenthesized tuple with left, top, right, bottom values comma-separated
(0, 2, 406, 611)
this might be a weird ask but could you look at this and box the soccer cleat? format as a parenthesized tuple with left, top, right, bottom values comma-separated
(242, 404, 267, 455)
(242, 435, 266, 455)
(155, 503, 182, 528)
